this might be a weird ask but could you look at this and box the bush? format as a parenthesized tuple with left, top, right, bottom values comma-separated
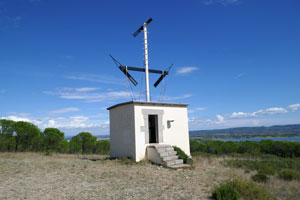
(251, 172, 269, 183)
(212, 180, 239, 200)
(212, 179, 274, 200)
(278, 169, 300, 181)
(225, 157, 300, 177)
(173, 146, 189, 164)
(44, 150, 54, 156)
(190, 139, 206, 153)
(95, 140, 110, 154)
(258, 164, 276, 175)
(190, 139, 300, 159)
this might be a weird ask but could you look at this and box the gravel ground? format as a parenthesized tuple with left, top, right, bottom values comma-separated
(0, 153, 298, 200)
(0, 153, 233, 200)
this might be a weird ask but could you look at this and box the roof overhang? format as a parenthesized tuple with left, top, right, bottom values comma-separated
(107, 101, 189, 110)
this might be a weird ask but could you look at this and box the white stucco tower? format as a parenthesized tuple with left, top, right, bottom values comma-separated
(107, 19, 191, 165)
(107, 101, 190, 162)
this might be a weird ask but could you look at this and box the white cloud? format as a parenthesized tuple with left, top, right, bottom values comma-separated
(253, 107, 288, 116)
(42, 116, 109, 130)
(2, 115, 42, 125)
(176, 67, 198, 75)
(65, 74, 123, 85)
(288, 103, 300, 112)
(229, 106, 294, 119)
(2, 114, 109, 135)
(50, 107, 80, 114)
(216, 114, 224, 122)
(74, 87, 99, 92)
(230, 111, 250, 118)
(44, 88, 130, 103)
(189, 103, 300, 130)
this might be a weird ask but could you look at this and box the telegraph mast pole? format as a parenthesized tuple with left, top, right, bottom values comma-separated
(143, 22, 150, 102)
(111, 18, 173, 102)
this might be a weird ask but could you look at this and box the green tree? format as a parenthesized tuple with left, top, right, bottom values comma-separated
(222, 141, 240, 154)
(43, 128, 65, 152)
(69, 136, 82, 154)
(0, 119, 16, 152)
(77, 132, 97, 154)
(238, 141, 261, 155)
(95, 140, 110, 154)
(14, 121, 42, 151)
(0, 135, 16, 152)
(190, 139, 207, 153)
(60, 139, 69, 153)
(0, 119, 15, 136)
(206, 141, 224, 154)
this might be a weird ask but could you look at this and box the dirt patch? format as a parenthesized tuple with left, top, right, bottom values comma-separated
(1, 153, 298, 199)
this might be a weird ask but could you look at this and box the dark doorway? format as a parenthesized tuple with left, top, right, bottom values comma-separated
(148, 115, 158, 143)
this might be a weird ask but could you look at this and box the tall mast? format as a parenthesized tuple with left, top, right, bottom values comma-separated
(111, 18, 173, 102)
(143, 23, 150, 102)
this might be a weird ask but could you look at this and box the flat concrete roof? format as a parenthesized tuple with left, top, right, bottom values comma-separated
(107, 101, 189, 110)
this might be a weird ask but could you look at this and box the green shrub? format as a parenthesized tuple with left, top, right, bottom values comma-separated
(251, 172, 269, 183)
(278, 169, 300, 181)
(44, 150, 53, 156)
(95, 140, 110, 155)
(173, 146, 188, 164)
(225, 157, 300, 177)
(212, 180, 239, 200)
(190, 139, 206, 152)
(258, 165, 276, 175)
(212, 179, 274, 200)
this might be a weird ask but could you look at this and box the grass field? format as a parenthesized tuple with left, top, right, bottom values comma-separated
(0, 153, 299, 200)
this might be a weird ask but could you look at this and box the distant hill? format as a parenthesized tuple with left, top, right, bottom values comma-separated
(190, 124, 300, 137)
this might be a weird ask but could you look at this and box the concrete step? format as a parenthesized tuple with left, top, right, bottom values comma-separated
(159, 151, 168, 157)
(157, 148, 167, 153)
(162, 155, 178, 161)
(168, 151, 177, 156)
(175, 159, 183, 165)
(154, 144, 171, 148)
(157, 147, 175, 153)
(165, 159, 183, 167)
(165, 147, 174, 152)
(159, 150, 177, 157)
(147, 144, 188, 169)
(156, 146, 172, 151)
(164, 160, 176, 166)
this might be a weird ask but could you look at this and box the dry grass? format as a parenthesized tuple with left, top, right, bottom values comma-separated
(0, 153, 298, 200)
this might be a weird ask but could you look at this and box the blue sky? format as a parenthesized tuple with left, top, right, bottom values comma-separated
(1, 0, 300, 136)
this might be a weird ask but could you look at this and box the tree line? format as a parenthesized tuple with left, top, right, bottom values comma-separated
(190, 139, 300, 158)
(0, 119, 109, 154)
(2, 118, 300, 158)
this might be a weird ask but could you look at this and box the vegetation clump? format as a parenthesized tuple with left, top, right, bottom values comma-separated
(225, 157, 300, 177)
(190, 139, 300, 158)
(212, 180, 239, 200)
(212, 179, 274, 200)
(0, 119, 110, 155)
(278, 169, 300, 181)
(251, 172, 269, 183)
(173, 146, 189, 164)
